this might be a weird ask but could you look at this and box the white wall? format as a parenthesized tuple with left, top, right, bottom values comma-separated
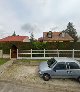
(23, 37, 30, 42)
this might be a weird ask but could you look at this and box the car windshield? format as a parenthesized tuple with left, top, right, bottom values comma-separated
(77, 60, 80, 65)
(77, 60, 80, 63)
(47, 58, 56, 67)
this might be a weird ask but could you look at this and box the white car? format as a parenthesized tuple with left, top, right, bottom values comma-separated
(39, 57, 80, 81)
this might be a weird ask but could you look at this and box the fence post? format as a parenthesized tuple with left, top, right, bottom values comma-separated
(44, 49, 45, 58)
(31, 49, 32, 59)
(17, 49, 18, 59)
(73, 49, 74, 59)
(1, 50, 3, 58)
(10, 49, 11, 59)
(57, 49, 59, 57)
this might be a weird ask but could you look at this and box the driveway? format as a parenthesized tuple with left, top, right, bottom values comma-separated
(0, 64, 80, 92)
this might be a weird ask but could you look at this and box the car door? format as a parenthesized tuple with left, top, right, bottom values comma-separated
(51, 62, 68, 78)
(66, 62, 80, 78)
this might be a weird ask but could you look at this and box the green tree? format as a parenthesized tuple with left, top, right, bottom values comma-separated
(64, 22, 78, 41)
(30, 32, 34, 42)
(12, 31, 16, 36)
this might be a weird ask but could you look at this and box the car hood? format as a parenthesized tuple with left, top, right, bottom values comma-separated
(39, 61, 51, 71)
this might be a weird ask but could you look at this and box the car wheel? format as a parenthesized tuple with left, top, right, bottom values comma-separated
(78, 77, 80, 82)
(43, 74, 50, 81)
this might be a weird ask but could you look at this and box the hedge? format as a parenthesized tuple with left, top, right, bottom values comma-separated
(0, 42, 80, 54)
(0, 42, 32, 54)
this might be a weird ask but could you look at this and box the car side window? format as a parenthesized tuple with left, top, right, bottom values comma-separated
(54, 63, 66, 70)
(66, 63, 70, 69)
(69, 62, 80, 69)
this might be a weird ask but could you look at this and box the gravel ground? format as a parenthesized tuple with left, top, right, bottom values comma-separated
(0, 64, 80, 92)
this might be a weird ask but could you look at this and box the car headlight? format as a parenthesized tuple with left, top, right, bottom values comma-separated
(39, 71, 41, 74)
(38, 70, 42, 74)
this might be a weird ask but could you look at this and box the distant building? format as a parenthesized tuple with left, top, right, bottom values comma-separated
(0, 36, 30, 42)
(43, 31, 74, 42)
(77, 37, 80, 42)
(0, 35, 30, 58)
(38, 37, 43, 42)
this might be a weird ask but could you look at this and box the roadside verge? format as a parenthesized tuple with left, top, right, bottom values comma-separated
(0, 59, 15, 76)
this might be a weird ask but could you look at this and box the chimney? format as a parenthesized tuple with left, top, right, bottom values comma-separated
(62, 32, 65, 37)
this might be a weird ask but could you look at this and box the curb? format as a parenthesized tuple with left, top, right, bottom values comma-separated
(13, 61, 40, 66)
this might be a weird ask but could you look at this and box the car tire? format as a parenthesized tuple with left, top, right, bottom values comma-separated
(78, 77, 80, 82)
(43, 74, 50, 81)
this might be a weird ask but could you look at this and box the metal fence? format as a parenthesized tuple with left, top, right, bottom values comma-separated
(17, 49, 80, 60)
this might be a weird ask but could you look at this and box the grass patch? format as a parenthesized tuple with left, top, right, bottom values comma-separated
(16, 59, 47, 63)
(0, 58, 10, 65)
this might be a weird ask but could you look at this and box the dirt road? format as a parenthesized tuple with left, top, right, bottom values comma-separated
(0, 81, 55, 92)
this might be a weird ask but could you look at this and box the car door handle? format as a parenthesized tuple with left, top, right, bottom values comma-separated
(67, 71, 72, 74)
(67, 71, 70, 74)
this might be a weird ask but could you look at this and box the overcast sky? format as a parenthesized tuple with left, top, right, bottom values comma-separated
(0, 0, 80, 39)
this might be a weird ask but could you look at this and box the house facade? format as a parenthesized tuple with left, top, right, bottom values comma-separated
(42, 31, 74, 42)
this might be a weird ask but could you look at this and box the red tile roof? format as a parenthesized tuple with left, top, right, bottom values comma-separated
(0, 36, 29, 42)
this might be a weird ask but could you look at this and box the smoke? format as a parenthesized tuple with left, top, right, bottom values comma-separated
(21, 23, 43, 38)
(21, 23, 40, 33)
(50, 26, 58, 31)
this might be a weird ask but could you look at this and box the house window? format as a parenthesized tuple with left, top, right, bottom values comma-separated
(47, 31, 52, 38)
